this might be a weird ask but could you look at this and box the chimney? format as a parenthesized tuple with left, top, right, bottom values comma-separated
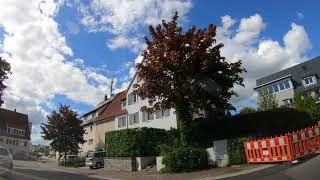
(14, 109, 16, 112)
(104, 94, 108, 100)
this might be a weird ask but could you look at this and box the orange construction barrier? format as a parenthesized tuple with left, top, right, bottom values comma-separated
(244, 124, 320, 163)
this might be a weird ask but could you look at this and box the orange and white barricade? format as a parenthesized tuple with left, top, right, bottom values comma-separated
(288, 125, 320, 159)
(244, 124, 320, 163)
(244, 136, 292, 163)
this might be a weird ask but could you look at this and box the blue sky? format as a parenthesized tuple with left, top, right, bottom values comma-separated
(0, 0, 319, 144)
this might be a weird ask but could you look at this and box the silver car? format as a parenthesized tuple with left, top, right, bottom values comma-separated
(0, 146, 13, 178)
(85, 151, 105, 169)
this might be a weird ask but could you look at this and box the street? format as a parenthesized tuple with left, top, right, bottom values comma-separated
(0, 159, 104, 180)
(0, 155, 319, 180)
(226, 154, 320, 180)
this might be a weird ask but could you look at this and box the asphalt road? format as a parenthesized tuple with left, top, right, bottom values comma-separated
(0, 159, 102, 180)
(225, 154, 320, 180)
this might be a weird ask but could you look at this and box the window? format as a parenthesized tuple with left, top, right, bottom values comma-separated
(118, 116, 127, 128)
(129, 112, 139, 125)
(24, 142, 27, 147)
(259, 79, 292, 95)
(121, 100, 127, 108)
(0, 138, 3, 143)
(156, 109, 170, 119)
(128, 93, 138, 105)
(90, 126, 93, 132)
(136, 74, 142, 82)
(88, 139, 93, 145)
(142, 112, 154, 122)
(304, 76, 314, 86)
(7, 128, 10, 133)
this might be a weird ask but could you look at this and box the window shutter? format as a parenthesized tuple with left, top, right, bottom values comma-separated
(129, 114, 134, 125)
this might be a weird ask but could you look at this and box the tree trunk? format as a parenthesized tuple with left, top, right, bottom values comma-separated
(176, 96, 192, 147)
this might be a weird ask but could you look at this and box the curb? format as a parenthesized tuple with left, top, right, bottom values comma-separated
(196, 164, 275, 180)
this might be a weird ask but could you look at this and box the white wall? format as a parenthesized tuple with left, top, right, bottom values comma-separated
(116, 74, 178, 130)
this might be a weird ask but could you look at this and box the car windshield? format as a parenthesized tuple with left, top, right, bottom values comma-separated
(87, 152, 94, 158)
(0, 148, 9, 156)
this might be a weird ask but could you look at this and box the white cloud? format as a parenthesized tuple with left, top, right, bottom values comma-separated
(76, 0, 192, 53)
(0, 0, 112, 144)
(234, 14, 266, 44)
(215, 14, 312, 109)
(297, 12, 304, 19)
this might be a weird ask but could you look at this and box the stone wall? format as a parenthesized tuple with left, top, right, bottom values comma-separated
(104, 157, 137, 171)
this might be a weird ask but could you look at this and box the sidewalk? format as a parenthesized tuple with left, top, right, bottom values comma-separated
(51, 162, 274, 180)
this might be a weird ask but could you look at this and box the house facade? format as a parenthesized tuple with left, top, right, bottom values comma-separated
(254, 56, 320, 106)
(0, 108, 32, 159)
(116, 73, 177, 130)
(79, 92, 126, 154)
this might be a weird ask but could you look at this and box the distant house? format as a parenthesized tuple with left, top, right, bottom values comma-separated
(79, 92, 126, 154)
(255, 56, 320, 107)
(0, 108, 32, 159)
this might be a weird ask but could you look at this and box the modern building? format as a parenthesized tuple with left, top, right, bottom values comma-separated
(254, 56, 320, 107)
(0, 108, 32, 159)
(79, 91, 126, 154)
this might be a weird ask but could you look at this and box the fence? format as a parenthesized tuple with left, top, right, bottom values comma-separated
(244, 124, 320, 163)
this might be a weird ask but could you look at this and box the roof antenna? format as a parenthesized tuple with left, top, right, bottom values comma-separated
(110, 76, 114, 97)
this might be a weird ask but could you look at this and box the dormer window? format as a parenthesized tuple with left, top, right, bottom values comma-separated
(304, 76, 314, 86)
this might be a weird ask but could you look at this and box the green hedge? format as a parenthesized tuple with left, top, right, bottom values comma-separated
(160, 145, 208, 173)
(227, 137, 252, 165)
(105, 127, 167, 157)
(190, 108, 313, 148)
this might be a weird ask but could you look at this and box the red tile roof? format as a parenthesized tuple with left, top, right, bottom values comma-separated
(96, 91, 126, 123)
(0, 108, 31, 140)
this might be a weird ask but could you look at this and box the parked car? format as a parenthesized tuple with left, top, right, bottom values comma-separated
(85, 151, 105, 169)
(0, 146, 13, 178)
(59, 155, 79, 163)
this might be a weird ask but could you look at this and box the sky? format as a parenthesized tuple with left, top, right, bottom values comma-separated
(0, 0, 319, 144)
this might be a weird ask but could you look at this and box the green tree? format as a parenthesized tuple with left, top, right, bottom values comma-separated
(134, 12, 246, 146)
(0, 57, 11, 106)
(41, 105, 85, 162)
(239, 107, 256, 115)
(294, 93, 320, 123)
(258, 93, 278, 111)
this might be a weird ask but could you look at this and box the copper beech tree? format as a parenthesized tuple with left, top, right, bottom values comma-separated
(133, 13, 246, 145)
(0, 57, 11, 106)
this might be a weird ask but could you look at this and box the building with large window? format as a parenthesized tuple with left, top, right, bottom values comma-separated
(255, 56, 320, 107)
(0, 108, 32, 159)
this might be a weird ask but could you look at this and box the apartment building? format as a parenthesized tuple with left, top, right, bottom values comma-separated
(0, 108, 32, 159)
(79, 92, 126, 154)
(254, 56, 320, 106)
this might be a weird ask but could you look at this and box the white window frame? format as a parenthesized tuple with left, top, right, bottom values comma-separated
(129, 112, 139, 125)
(156, 109, 170, 119)
(121, 100, 127, 108)
(118, 116, 127, 128)
(304, 76, 315, 86)
(142, 112, 154, 122)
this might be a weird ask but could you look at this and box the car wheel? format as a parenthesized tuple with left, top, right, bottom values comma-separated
(95, 162, 102, 169)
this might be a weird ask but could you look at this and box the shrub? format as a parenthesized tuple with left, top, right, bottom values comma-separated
(160, 145, 208, 173)
(227, 137, 252, 165)
(105, 127, 167, 157)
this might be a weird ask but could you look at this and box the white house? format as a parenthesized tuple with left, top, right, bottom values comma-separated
(115, 73, 178, 130)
